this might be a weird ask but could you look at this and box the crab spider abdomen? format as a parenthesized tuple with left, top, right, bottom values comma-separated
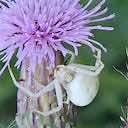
(66, 74, 99, 106)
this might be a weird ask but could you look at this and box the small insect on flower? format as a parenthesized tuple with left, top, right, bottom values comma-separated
(0, 0, 114, 75)
(8, 47, 104, 116)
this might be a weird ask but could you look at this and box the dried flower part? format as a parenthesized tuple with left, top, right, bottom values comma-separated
(114, 48, 128, 80)
(0, 0, 114, 75)
(120, 101, 128, 128)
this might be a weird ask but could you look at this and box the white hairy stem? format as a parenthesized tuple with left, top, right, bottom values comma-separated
(13, 52, 73, 128)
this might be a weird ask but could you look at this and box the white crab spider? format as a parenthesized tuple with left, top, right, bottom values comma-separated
(55, 48, 104, 106)
(8, 48, 104, 116)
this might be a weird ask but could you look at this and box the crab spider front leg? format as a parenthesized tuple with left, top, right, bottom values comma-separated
(34, 80, 63, 116)
(64, 48, 104, 76)
(8, 64, 55, 98)
(67, 50, 76, 64)
(93, 48, 104, 75)
(94, 47, 102, 67)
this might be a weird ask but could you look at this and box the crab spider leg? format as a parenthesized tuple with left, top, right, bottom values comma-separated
(93, 62, 104, 75)
(34, 80, 63, 116)
(94, 48, 102, 68)
(89, 47, 104, 75)
(66, 63, 104, 76)
(64, 96, 70, 104)
(67, 64, 96, 71)
(8, 64, 55, 98)
(58, 47, 102, 70)
(92, 47, 104, 75)
(65, 48, 104, 76)
(67, 50, 76, 64)
(55, 50, 75, 73)
(57, 64, 104, 76)
(70, 61, 104, 76)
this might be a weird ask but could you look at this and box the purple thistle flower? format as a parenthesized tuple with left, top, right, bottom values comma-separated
(0, 0, 114, 75)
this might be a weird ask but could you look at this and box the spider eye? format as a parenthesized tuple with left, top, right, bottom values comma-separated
(56, 67, 60, 71)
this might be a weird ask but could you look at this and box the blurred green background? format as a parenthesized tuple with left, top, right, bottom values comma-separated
(0, 0, 128, 127)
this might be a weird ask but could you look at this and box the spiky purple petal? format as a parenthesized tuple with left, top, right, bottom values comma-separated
(0, 0, 114, 74)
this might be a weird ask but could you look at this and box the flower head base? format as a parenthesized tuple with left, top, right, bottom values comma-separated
(0, 0, 114, 74)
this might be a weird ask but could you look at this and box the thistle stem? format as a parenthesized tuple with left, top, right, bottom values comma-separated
(15, 52, 75, 128)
